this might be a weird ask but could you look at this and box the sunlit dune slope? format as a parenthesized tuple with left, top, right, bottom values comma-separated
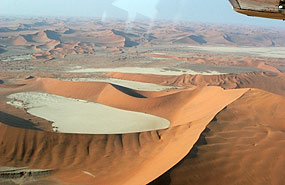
(0, 78, 247, 185)
(150, 89, 285, 185)
(12, 36, 29, 46)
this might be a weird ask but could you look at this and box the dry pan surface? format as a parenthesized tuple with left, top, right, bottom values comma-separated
(7, 92, 170, 134)
(69, 67, 224, 75)
(60, 77, 176, 91)
(187, 46, 285, 58)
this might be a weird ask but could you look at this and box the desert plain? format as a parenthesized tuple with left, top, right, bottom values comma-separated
(0, 18, 284, 185)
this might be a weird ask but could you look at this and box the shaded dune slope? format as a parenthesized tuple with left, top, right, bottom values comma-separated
(23, 31, 51, 43)
(174, 35, 207, 45)
(0, 47, 6, 54)
(150, 89, 285, 185)
(0, 78, 247, 185)
(111, 29, 139, 47)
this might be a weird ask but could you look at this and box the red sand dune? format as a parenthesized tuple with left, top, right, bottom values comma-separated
(150, 89, 285, 185)
(107, 71, 285, 96)
(142, 53, 282, 74)
(0, 78, 247, 184)
(39, 40, 61, 51)
(29, 45, 43, 52)
(0, 19, 284, 184)
(30, 31, 51, 43)
(84, 30, 126, 47)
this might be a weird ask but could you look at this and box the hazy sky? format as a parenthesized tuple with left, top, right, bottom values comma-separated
(0, 0, 284, 27)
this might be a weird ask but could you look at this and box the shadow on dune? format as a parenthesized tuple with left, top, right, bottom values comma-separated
(0, 111, 42, 131)
(45, 30, 61, 41)
(0, 48, 7, 54)
(148, 127, 211, 185)
(22, 34, 34, 42)
(111, 29, 139, 47)
(189, 35, 207, 44)
(111, 84, 146, 98)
